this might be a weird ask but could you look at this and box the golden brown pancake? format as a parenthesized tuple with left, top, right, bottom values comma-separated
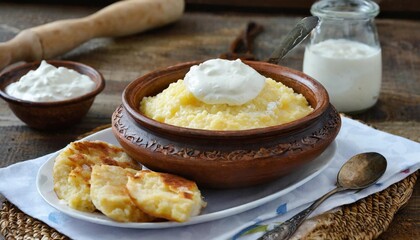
(53, 140, 141, 212)
(126, 170, 206, 222)
(90, 165, 154, 222)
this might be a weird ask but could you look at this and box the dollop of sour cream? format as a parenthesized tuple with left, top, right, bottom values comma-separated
(5, 60, 96, 102)
(184, 59, 266, 105)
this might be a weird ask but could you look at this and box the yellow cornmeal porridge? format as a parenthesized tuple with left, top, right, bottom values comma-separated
(140, 78, 313, 130)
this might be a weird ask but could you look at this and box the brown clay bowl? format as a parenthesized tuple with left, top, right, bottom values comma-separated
(112, 60, 341, 188)
(0, 60, 105, 130)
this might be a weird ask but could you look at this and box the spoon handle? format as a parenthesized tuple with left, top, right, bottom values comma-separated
(267, 16, 319, 65)
(258, 187, 345, 240)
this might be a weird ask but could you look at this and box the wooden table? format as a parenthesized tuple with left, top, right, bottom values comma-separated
(0, 2, 419, 239)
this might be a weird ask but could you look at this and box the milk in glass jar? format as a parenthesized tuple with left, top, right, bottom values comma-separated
(303, 0, 382, 113)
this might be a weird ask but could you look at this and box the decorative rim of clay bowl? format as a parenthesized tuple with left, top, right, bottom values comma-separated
(122, 60, 330, 140)
(0, 60, 105, 107)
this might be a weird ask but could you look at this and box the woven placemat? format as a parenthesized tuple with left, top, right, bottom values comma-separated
(1, 172, 417, 239)
(0, 125, 418, 239)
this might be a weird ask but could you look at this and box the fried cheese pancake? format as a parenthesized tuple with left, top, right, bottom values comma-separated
(53, 140, 141, 212)
(90, 165, 154, 222)
(126, 170, 206, 222)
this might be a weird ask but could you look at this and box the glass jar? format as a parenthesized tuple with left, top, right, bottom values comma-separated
(303, 0, 382, 113)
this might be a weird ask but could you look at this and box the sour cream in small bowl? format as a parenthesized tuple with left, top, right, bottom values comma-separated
(0, 60, 105, 130)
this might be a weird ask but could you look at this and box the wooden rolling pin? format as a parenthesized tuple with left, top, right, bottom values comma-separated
(0, 0, 184, 69)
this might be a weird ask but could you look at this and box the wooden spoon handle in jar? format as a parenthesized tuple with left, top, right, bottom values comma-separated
(0, 0, 184, 69)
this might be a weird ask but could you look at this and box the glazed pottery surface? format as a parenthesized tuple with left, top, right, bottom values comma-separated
(112, 60, 341, 188)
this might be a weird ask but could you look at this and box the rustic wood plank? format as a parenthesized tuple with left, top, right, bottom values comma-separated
(8, 0, 420, 15)
(185, 0, 420, 15)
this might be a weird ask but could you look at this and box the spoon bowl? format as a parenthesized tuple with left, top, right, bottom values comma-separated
(260, 152, 387, 240)
(338, 152, 387, 189)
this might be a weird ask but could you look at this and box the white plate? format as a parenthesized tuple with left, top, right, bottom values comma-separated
(37, 128, 337, 229)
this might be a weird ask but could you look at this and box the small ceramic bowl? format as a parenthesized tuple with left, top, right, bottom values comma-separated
(112, 60, 341, 188)
(0, 60, 105, 130)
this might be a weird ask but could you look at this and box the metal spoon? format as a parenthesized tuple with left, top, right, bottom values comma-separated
(259, 152, 387, 240)
(267, 16, 319, 65)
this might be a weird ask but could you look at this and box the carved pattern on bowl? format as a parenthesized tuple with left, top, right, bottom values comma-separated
(112, 104, 340, 161)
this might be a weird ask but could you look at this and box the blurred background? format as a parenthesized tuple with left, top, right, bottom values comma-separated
(6, 0, 420, 18)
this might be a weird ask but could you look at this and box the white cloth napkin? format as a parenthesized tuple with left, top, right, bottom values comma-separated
(0, 116, 419, 240)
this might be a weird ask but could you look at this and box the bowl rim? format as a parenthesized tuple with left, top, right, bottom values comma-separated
(122, 60, 330, 138)
(0, 60, 105, 107)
